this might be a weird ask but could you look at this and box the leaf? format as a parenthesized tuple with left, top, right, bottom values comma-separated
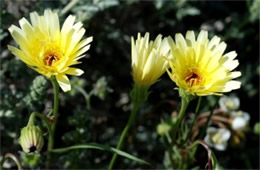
(50, 143, 151, 166)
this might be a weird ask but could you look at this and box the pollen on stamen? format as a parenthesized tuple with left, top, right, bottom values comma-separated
(44, 54, 60, 66)
(185, 72, 201, 87)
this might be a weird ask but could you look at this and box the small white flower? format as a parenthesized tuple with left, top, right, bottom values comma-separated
(231, 110, 250, 130)
(204, 127, 231, 151)
(219, 96, 240, 112)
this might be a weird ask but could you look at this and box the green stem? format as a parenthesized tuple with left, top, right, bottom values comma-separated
(199, 98, 219, 139)
(108, 102, 140, 170)
(27, 112, 52, 135)
(60, 0, 80, 16)
(46, 77, 60, 168)
(74, 85, 92, 111)
(108, 84, 149, 170)
(0, 153, 23, 170)
(182, 97, 202, 145)
(162, 136, 175, 169)
(172, 97, 190, 144)
(108, 84, 149, 169)
(190, 98, 219, 164)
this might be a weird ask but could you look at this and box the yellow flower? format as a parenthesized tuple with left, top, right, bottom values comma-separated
(167, 30, 241, 96)
(8, 9, 92, 92)
(131, 33, 171, 87)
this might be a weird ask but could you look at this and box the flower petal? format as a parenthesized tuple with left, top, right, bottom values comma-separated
(56, 74, 71, 92)
(65, 68, 84, 76)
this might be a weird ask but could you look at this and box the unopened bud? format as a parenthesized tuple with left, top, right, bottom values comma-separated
(157, 123, 171, 136)
(19, 126, 44, 153)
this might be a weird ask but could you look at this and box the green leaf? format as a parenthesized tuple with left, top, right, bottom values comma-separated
(210, 150, 223, 170)
(50, 143, 151, 166)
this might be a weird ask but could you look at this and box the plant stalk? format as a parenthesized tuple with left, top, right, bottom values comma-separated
(172, 96, 190, 144)
(108, 102, 140, 170)
(27, 112, 52, 135)
(46, 77, 59, 168)
(190, 98, 219, 165)
(182, 97, 202, 145)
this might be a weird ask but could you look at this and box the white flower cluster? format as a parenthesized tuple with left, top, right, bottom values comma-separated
(219, 96, 250, 131)
(204, 96, 250, 151)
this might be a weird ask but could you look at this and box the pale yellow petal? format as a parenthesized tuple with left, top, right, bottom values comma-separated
(224, 51, 237, 60)
(208, 36, 221, 50)
(197, 30, 208, 43)
(223, 80, 241, 91)
(30, 11, 40, 27)
(131, 36, 138, 66)
(228, 71, 241, 79)
(143, 49, 156, 78)
(65, 68, 84, 76)
(223, 59, 239, 71)
(70, 36, 93, 55)
(61, 15, 76, 34)
(175, 33, 187, 52)
(185, 31, 195, 46)
(19, 18, 33, 36)
(56, 74, 71, 92)
(8, 45, 35, 66)
(153, 34, 162, 49)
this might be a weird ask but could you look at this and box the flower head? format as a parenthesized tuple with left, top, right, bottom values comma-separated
(8, 9, 92, 92)
(204, 127, 231, 151)
(131, 33, 171, 87)
(219, 95, 240, 112)
(231, 110, 250, 130)
(20, 125, 44, 153)
(167, 30, 241, 96)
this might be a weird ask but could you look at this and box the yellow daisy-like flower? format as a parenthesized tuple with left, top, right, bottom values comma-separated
(167, 30, 241, 96)
(8, 9, 93, 92)
(131, 33, 171, 87)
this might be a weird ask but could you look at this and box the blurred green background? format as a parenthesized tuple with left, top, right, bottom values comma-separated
(1, 0, 259, 169)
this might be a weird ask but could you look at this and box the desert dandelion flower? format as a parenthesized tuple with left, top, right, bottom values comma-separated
(131, 33, 171, 87)
(8, 9, 93, 92)
(167, 30, 241, 96)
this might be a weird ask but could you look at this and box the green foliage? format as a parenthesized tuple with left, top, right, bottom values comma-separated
(254, 122, 260, 135)
(0, 29, 8, 41)
(92, 76, 110, 100)
(249, 0, 260, 22)
(21, 153, 40, 168)
(22, 76, 48, 110)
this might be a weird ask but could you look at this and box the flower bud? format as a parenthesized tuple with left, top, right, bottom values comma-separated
(157, 123, 171, 136)
(19, 126, 44, 153)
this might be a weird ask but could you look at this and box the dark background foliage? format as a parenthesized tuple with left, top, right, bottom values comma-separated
(0, 0, 259, 169)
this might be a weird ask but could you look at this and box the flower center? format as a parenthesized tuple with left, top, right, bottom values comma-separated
(43, 54, 60, 66)
(185, 72, 201, 87)
(226, 99, 235, 110)
(29, 146, 37, 153)
(211, 132, 223, 144)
